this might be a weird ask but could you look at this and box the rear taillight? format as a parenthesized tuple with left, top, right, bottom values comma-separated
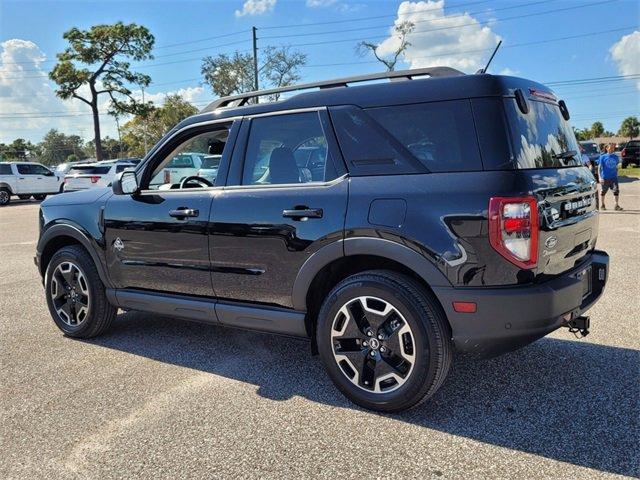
(621, 149, 626, 157)
(90, 176, 100, 184)
(489, 196, 538, 269)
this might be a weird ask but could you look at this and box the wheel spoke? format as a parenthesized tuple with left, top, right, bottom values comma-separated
(51, 261, 90, 327)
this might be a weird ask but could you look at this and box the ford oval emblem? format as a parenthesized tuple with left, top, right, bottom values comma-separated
(545, 236, 558, 249)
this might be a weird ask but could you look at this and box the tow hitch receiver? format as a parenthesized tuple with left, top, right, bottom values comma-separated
(565, 315, 590, 337)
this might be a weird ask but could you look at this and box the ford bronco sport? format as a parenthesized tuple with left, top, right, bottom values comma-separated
(36, 68, 609, 412)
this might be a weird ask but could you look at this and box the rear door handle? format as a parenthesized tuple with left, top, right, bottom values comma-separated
(282, 208, 323, 219)
(169, 208, 199, 218)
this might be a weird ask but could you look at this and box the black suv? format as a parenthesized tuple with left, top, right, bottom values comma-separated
(36, 68, 609, 412)
(621, 140, 639, 168)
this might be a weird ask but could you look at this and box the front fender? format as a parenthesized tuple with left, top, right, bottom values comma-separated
(36, 222, 113, 288)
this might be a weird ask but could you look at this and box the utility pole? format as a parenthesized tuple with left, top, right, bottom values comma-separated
(252, 26, 259, 95)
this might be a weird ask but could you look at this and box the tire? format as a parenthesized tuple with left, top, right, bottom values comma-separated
(44, 245, 116, 338)
(33, 194, 47, 201)
(0, 188, 10, 206)
(18, 194, 31, 200)
(317, 270, 453, 412)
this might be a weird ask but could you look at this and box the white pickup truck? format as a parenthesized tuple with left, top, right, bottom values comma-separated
(0, 162, 64, 206)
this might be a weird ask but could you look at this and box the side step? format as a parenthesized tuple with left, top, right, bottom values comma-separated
(106, 289, 308, 337)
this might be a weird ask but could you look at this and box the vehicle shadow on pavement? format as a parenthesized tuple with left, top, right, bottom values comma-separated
(88, 312, 639, 477)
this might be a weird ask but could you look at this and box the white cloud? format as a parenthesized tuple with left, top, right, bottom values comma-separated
(0, 38, 118, 143)
(610, 30, 640, 90)
(376, 0, 501, 72)
(142, 86, 211, 109)
(235, 0, 276, 17)
(498, 67, 519, 76)
(306, 0, 337, 7)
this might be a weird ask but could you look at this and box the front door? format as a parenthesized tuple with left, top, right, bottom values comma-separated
(210, 110, 348, 309)
(104, 121, 237, 297)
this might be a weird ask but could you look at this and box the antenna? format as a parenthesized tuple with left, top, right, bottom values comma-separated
(478, 40, 502, 74)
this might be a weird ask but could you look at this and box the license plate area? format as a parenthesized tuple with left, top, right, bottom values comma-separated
(578, 266, 592, 299)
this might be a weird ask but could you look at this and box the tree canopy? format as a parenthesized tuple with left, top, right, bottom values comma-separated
(201, 46, 307, 98)
(618, 116, 640, 139)
(49, 22, 155, 161)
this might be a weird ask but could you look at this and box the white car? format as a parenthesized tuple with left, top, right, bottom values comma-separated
(63, 160, 136, 192)
(0, 162, 63, 206)
(197, 154, 222, 184)
(152, 153, 203, 186)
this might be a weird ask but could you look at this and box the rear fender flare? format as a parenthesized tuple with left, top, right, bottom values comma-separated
(291, 237, 451, 311)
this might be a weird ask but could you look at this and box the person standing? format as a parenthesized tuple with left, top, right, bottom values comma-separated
(598, 143, 623, 211)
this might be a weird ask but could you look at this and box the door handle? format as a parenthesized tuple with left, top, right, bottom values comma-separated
(282, 207, 323, 220)
(169, 208, 199, 218)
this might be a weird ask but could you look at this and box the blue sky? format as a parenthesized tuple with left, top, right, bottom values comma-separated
(0, 0, 638, 143)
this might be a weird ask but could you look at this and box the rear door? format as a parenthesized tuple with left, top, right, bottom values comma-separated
(502, 96, 599, 276)
(210, 109, 348, 309)
(14, 164, 35, 193)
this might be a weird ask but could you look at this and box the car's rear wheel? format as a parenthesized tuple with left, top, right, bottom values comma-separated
(45, 245, 116, 338)
(33, 194, 47, 201)
(317, 270, 452, 412)
(0, 188, 11, 206)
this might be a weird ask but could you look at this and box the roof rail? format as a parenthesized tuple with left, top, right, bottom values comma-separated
(201, 66, 464, 112)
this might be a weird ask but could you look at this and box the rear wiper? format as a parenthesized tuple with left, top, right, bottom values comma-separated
(551, 150, 577, 165)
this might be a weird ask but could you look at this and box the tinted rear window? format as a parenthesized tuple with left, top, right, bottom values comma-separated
(330, 100, 482, 175)
(581, 143, 599, 154)
(627, 141, 639, 147)
(505, 99, 581, 169)
(69, 166, 111, 175)
(201, 155, 221, 169)
(0, 164, 11, 175)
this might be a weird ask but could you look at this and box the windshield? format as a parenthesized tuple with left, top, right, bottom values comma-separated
(505, 98, 581, 169)
(201, 155, 221, 169)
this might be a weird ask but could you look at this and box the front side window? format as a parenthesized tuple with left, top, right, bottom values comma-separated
(504, 99, 581, 169)
(31, 164, 52, 175)
(148, 127, 230, 190)
(242, 112, 335, 185)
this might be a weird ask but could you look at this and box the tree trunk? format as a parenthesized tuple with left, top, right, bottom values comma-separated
(91, 102, 103, 161)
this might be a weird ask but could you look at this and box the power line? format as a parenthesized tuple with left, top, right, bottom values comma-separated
(259, 0, 555, 40)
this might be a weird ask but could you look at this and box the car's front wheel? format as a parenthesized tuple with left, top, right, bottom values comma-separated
(45, 245, 116, 338)
(0, 188, 11, 206)
(317, 270, 452, 412)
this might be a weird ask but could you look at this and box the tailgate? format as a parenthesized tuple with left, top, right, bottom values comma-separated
(65, 175, 98, 190)
(526, 167, 599, 276)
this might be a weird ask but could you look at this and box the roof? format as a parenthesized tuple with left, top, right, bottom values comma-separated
(180, 68, 554, 132)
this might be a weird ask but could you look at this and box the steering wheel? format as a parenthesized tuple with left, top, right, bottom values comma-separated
(179, 176, 213, 189)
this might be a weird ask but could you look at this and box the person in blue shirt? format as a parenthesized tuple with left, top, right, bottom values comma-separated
(598, 143, 623, 211)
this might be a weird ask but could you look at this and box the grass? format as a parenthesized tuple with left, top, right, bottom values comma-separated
(618, 165, 640, 178)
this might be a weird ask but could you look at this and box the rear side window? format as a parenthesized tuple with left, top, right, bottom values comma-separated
(16, 164, 32, 174)
(0, 164, 11, 175)
(367, 100, 483, 173)
(330, 101, 482, 174)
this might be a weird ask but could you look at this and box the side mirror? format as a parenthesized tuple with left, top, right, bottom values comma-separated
(112, 170, 139, 195)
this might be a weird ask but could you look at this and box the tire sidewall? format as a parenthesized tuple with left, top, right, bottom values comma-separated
(317, 275, 441, 410)
(45, 248, 100, 337)
(0, 189, 10, 205)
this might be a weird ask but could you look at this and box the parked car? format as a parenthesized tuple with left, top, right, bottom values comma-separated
(35, 68, 609, 412)
(197, 155, 222, 184)
(63, 160, 136, 192)
(620, 140, 639, 168)
(0, 162, 63, 205)
(153, 152, 203, 186)
(579, 140, 600, 165)
(55, 160, 95, 176)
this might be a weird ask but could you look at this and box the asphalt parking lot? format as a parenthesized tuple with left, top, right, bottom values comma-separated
(1, 179, 638, 479)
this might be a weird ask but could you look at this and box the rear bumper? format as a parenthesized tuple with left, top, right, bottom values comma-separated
(433, 250, 609, 358)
